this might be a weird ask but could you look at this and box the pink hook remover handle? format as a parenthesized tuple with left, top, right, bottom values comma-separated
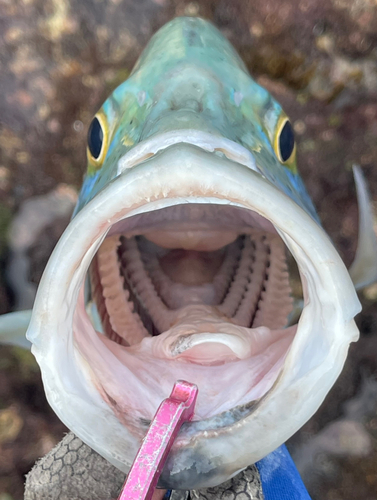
(118, 380, 198, 500)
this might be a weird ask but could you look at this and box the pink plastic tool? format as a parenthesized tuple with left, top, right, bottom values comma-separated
(118, 380, 198, 500)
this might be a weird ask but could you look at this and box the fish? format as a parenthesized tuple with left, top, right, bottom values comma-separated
(1, 16, 377, 492)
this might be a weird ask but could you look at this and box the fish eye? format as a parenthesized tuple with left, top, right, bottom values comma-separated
(87, 113, 108, 166)
(274, 118, 295, 164)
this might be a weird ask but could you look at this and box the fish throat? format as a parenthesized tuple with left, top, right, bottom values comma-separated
(78, 203, 297, 425)
(90, 215, 293, 350)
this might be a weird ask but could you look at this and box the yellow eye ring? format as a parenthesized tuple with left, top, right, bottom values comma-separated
(274, 116, 296, 165)
(87, 111, 109, 168)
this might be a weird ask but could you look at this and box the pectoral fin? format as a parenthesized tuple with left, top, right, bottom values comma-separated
(0, 310, 32, 349)
(349, 165, 377, 290)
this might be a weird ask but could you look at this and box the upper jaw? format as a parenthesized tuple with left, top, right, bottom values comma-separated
(117, 129, 260, 176)
(26, 141, 360, 489)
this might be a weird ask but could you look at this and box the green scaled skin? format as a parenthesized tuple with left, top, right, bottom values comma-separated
(78, 17, 317, 222)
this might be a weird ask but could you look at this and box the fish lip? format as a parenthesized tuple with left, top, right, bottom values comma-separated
(117, 129, 260, 176)
(26, 142, 360, 489)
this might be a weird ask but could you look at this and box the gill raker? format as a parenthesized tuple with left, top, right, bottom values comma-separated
(1, 16, 376, 491)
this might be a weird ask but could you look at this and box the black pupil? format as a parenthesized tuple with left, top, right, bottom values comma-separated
(88, 117, 103, 160)
(279, 120, 294, 162)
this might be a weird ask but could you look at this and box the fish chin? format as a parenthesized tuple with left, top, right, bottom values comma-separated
(27, 142, 360, 490)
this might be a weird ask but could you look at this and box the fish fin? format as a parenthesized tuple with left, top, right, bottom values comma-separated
(0, 310, 32, 349)
(349, 165, 377, 290)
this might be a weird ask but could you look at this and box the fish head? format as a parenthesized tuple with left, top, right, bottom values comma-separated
(77, 17, 316, 220)
(27, 17, 361, 490)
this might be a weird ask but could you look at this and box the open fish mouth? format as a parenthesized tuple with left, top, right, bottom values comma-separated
(84, 201, 295, 416)
(27, 138, 360, 489)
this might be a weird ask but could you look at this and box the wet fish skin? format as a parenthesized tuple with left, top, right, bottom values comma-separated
(2, 13, 375, 496)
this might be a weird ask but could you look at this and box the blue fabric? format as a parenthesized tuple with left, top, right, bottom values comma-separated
(256, 445, 312, 500)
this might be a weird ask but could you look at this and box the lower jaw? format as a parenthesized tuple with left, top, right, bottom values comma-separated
(27, 144, 360, 489)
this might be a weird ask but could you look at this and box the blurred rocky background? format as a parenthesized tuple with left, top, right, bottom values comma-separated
(0, 0, 377, 499)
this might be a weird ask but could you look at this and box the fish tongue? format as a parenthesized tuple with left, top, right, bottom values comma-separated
(169, 332, 249, 364)
(142, 305, 272, 365)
